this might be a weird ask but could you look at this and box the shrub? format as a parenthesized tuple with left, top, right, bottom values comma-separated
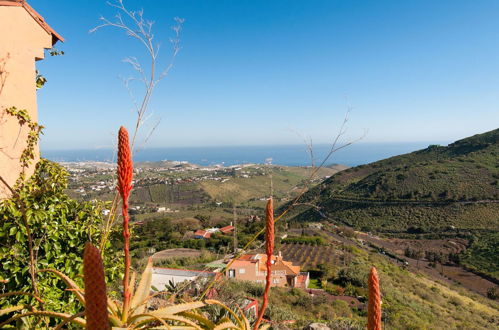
(486, 287, 498, 300)
(336, 262, 370, 288)
(0, 160, 121, 314)
(325, 283, 345, 296)
(332, 300, 352, 317)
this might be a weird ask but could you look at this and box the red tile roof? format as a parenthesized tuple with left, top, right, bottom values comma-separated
(235, 254, 301, 275)
(0, 0, 64, 44)
(220, 225, 234, 233)
(194, 230, 211, 238)
(257, 254, 300, 275)
(237, 254, 257, 261)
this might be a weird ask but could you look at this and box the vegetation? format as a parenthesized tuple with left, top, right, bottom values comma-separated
(129, 215, 262, 260)
(288, 129, 499, 280)
(280, 243, 340, 271)
(461, 231, 499, 280)
(290, 129, 498, 229)
(281, 236, 326, 246)
(0, 160, 121, 316)
(215, 250, 499, 329)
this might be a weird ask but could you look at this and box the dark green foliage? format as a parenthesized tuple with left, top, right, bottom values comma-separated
(0, 160, 121, 314)
(281, 236, 325, 245)
(131, 216, 175, 253)
(216, 279, 363, 326)
(130, 216, 237, 258)
(287, 130, 499, 233)
(335, 261, 370, 288)
(460, 231, 499, 280)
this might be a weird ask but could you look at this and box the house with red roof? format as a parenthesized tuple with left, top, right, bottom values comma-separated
(194, 223, 235, 239)
(219, 225, 234, 234)
(194, 229, 212, 239)
(225, 252, 309, 288)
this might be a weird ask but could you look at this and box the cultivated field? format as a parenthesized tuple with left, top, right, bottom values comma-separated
(279, 243, 341, 270)
(152, 248, 202, 260)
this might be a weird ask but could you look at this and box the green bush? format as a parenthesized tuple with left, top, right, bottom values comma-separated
(0, 160, 121, 314)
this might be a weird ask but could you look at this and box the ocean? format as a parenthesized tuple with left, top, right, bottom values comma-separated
(42, 142, 440, 167)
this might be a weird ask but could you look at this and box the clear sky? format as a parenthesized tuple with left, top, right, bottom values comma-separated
(32, 0, 499, 150)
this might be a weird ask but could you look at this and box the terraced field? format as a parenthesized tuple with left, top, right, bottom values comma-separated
(279, 243, 341, 270)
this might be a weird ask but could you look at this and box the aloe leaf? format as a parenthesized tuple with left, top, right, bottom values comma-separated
(179, 311, 216, 329)
(39, 268, 85, 305)
(129, 258, 153, 315)
(213, 321, 238, 330)
(150, 301, 206, 318)
(205, 300, 243, 328)
(131, 313, 202, 329)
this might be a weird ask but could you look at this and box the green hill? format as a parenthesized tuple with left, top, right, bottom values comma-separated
(323, 128, 498, 203)
(290, 128, 499, 231)
(287, 129, 499, 280)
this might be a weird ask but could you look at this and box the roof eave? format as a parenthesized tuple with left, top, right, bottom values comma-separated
(0, 0, 64, 44)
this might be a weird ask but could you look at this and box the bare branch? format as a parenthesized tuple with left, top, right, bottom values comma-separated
(92, 0, 184, 252)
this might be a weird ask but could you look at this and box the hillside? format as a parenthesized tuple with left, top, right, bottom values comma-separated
(125, 165, 344, 208)
(287, 129, 499, 280)
(290, 128, 499, 230)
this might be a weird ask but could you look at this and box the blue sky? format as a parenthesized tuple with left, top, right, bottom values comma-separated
(32, 0, 499, 150)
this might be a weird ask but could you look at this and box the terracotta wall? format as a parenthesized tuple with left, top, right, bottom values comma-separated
(226, 261, 292, 287)
(0, 6, 52, 198)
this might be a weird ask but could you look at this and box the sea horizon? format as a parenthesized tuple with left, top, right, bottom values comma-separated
(42, 142, 447, 167)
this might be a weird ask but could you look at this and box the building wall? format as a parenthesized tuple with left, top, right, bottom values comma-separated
(151, 273, 198, 291)
(226, 260, 294, 287)
(0, 6, 52, 198)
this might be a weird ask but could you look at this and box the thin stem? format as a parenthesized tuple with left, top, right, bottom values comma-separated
(92, 1, 183, 254)
(121, 198, 131, 321)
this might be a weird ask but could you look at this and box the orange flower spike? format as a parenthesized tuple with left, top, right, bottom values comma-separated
(265, 197, 275, 257)
(83, 243, 110, 329)
(254, 197, 274, 330)
(368, 266, 382, 330)
(117, 126, 133, 200)
(117, 126, 133, 317)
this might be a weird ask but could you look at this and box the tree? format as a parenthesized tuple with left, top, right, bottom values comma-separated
(414, 250, 424, 268)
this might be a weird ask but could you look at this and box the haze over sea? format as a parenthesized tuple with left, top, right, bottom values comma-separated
(43, 142, 444, 167)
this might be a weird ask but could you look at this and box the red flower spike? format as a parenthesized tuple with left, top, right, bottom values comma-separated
(83, 243, 110, 329)
(117, 126, 133, 201)
(368, 266, 382, 330)
(117, 126, 133, 316)
(254, 197, 274, 330)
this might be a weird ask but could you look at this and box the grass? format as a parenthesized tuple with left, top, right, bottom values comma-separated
(307, 279, 321, 289)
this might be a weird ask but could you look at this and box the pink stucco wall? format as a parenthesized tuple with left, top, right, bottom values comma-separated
(226, 256, 299, 287)
(0, 5, 53, 198)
